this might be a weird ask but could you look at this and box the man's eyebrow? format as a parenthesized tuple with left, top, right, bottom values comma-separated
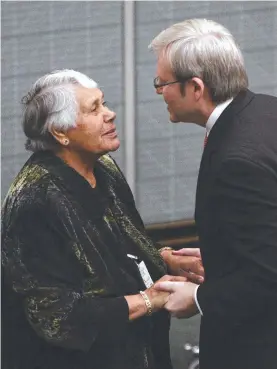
(156, 76, 166, 83)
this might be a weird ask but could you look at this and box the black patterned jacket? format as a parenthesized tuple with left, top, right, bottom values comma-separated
(2, 151, 172, 369)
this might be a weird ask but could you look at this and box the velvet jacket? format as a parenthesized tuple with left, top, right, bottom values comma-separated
(2, 151, 172, 369)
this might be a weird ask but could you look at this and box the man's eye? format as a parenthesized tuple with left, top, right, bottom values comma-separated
(102, 101, 107, 106)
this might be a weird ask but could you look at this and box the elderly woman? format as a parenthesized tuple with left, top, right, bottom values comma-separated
(2, 69, 203, 369)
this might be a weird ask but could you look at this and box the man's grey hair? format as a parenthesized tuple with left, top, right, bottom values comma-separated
(149, 18, 248, 103)
(22, 69, 97, 152)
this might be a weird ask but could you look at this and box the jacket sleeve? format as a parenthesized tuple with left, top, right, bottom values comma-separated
(2, 192, 129, 352)
(197, 157, 277, 324)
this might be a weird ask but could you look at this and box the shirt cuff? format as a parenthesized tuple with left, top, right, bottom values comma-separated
(194, 285, 203, 316)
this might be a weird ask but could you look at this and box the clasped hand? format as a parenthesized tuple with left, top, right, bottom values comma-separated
(144, 248, 204, 318)
(144, 275, 187, 313)
(161, 247, 205, 284)
(155, 279, 199, 319)
(145, 274, 199, 319)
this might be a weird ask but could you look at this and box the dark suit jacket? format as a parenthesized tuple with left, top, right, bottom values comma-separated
(196, 90, 277, 369)
(1, 151, 172, 369)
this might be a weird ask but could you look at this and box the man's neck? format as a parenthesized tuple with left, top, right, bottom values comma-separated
(193, 103, 217, 127)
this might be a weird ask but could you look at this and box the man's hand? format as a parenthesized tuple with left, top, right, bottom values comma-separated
(160, 248, 204, 284)
(154, 280, 199, 319)
(145, 275, 187, 312)
(172, 248, 201, 258)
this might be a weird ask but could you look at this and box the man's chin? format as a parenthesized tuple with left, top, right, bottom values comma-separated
(169, 114, 181, 123)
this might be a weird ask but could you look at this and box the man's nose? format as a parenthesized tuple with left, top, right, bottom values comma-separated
(156, 86, 163, 95)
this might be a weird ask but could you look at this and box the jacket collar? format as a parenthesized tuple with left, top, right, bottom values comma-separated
(29, 151, 111, 219)
(203, 89, 255, 154)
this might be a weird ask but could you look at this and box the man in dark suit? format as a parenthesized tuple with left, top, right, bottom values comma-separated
(149, 18, 277, 369)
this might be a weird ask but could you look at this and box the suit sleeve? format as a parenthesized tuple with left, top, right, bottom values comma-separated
(197, 157, 277, 324)
(2, 196, 129, 352)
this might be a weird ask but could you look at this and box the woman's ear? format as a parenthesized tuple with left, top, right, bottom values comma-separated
(50, 127, 70, 146)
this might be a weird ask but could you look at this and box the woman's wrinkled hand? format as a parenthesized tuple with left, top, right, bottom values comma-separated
(161, 248, 205, 284)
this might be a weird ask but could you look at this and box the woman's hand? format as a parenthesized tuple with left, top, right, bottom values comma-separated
(160, 248, 205, 284)
(125, 275, 187, 320)
(145, 275, 187, 312)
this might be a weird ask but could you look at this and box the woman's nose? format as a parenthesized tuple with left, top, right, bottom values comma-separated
(105, 108, 116, 122)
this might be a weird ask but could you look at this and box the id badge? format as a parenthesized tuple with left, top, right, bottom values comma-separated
(137, 261, 154, 288)
(127, 254, 154, 288)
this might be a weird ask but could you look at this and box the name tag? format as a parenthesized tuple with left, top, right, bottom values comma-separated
(137, 261, 154, 288)
(127, 254, 154, 288)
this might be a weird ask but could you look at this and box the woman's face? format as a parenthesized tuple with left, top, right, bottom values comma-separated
(65, 86, 120, 156)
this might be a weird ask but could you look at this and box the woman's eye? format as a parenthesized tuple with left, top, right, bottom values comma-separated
(90, 101, 107, 113)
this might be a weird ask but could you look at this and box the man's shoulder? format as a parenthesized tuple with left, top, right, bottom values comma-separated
(228, 91, 277, 146)
(254, 91, 277, 103)
(246, 91, 277, 115)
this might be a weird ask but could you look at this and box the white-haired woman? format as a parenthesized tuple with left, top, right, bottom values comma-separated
(2, 69, 203, 369)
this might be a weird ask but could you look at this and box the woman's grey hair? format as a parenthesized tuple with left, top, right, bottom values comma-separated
(22, 69, 97, 152)
(149, 18, 248, 103)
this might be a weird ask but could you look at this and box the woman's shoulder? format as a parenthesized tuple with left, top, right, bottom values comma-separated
(98, 154, 127, 184)
(99, 154, 120, 174)
(2, 158, 56, 219)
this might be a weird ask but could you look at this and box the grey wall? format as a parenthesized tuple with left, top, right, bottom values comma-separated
(2, 1, 277, 225)
(2, 1, 125, 197)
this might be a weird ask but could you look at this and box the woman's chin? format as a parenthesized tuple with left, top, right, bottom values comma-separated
(109, 138, 121, 152)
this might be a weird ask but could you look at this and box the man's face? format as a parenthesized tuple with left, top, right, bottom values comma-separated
(66, 86, 120, 155)
(155, 56, 197, 124)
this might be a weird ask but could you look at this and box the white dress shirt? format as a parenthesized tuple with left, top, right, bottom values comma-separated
(206, 98, 234, 137)
(194, 97, 233, 315)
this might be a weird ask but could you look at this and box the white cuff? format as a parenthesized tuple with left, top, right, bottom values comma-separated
(194, 285, 203, 316)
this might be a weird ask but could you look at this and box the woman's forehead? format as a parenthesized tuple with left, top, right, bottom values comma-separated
(75, 86, 104, 106)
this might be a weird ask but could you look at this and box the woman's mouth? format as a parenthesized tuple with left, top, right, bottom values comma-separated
(103, 128, 117, 138)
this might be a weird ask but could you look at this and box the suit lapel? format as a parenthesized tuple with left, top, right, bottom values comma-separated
(195, 90, 256, 221)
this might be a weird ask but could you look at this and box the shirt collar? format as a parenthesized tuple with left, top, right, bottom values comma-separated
(206, 98, 233, 136)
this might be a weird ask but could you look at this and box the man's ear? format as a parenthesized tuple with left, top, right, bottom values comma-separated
(191, 77, 205, 101)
